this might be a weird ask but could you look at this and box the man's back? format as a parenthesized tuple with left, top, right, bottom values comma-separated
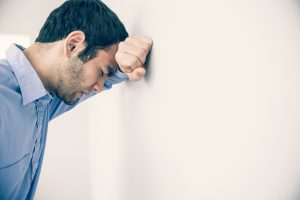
(0, 44, 57, 199)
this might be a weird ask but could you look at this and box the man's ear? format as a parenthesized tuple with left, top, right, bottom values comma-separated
(64, 31, 86, 57)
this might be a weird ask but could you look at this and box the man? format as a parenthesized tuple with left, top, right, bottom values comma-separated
(0, 0, 153, 199)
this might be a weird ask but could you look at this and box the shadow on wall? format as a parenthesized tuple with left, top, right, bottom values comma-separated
(143, 46, 153, 82)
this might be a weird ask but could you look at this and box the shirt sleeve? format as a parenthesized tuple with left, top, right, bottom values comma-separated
(48, 68, 128, 121)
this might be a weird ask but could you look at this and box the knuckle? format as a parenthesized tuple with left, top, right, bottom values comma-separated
(134, 58, 141, 66)
(146, 38, 153, 46)
(118, 57, 130, 68)
(124, 59, 132, 68)
(146, 41, 153, 48)
(128, 57, 136, 67)
(140, 45, 148, 53)
(118, 42, 125, 50)
(115, 52, 121, 62)
(125, 37, 133, 43)
(115, 50, 121, 57)
(128, 37, 135, 42)
(138, 52, 145, 62)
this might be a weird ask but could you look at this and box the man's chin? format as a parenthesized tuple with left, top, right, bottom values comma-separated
(58, 93, 81, 105)
(63, 98, 78, 105)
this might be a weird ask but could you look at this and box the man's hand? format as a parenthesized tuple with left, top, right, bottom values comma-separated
(115, 36, 153, 81)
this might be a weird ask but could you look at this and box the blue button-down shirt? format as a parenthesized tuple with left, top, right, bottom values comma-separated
(0, 44, 128, 199)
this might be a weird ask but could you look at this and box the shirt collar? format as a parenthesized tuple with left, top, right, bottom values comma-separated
(5, 44, 52, 105)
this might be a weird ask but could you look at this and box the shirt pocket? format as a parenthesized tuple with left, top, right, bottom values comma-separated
(0, 153, 31, 199)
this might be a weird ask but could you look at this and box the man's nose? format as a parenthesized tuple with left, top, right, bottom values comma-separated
(92, 77, 106, 93)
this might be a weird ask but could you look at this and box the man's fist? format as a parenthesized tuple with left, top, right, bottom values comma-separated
(115, 36, 153, 81)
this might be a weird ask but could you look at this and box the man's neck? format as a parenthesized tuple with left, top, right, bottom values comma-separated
(23, 43, 57, 93)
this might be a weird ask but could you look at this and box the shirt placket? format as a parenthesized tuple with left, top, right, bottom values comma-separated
(31, 100, 46, 180)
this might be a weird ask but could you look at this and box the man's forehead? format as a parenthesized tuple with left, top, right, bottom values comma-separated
(105, 57, 118, 74)
(96, 44, 119, 73)
(107, 44, 119, 70)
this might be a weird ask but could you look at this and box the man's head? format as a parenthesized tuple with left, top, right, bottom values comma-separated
(35, 0, 128, 104)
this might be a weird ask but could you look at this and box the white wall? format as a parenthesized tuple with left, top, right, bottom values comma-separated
(2, 0, 300, 200)
(88, 0, 300, 200)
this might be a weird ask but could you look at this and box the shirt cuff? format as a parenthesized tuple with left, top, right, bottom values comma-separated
(114, 67, 129, 79)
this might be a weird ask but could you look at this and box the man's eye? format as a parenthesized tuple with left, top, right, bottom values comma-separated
(99, 70, 103, 77)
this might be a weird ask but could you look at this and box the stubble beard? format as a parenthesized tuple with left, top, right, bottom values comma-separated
(56, 57, 85, 105)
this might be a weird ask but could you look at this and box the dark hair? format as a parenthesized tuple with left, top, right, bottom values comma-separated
(35, 0, 128, 62)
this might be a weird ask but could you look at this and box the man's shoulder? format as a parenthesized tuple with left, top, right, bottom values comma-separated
(0, 59, 21, 105)
(0, 59, 14, 83)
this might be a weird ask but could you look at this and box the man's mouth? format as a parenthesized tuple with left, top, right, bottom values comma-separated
(82, 90, 90, 95)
